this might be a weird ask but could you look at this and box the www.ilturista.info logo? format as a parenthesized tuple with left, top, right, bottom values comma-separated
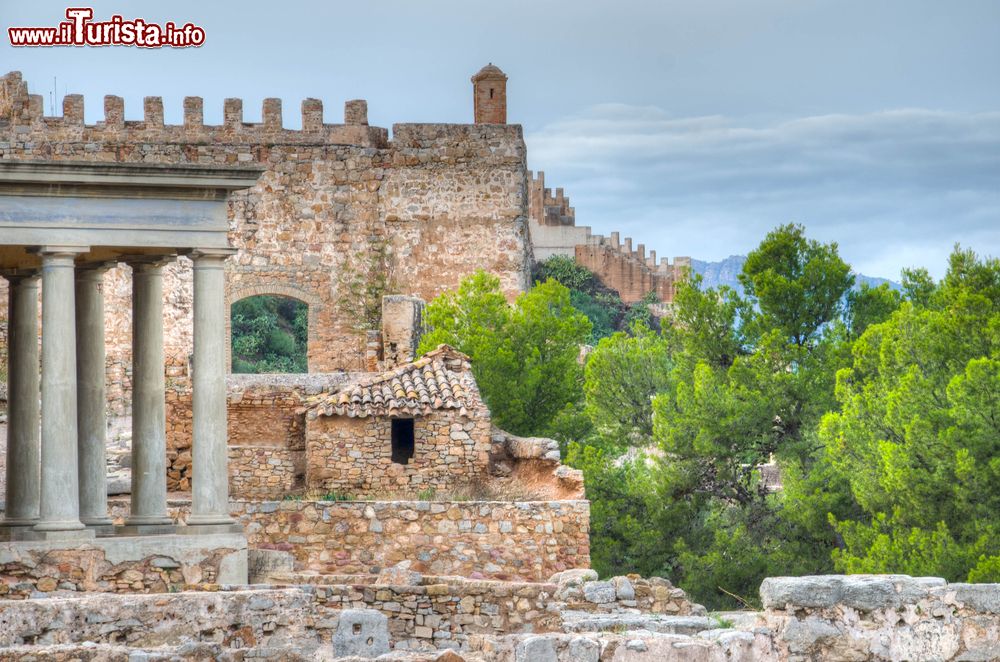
(8, 8, 205, 48)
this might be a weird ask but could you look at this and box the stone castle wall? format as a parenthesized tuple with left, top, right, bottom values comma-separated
(0, 71, 532, 406)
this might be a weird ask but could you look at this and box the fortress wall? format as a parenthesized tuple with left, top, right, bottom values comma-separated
(0, 72, 531, 404)
(525, 171, 690, 304)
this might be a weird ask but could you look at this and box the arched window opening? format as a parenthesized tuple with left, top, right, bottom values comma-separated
(231, 295, 307, 373)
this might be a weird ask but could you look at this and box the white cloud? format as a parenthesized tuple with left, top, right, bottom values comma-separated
(526, 106, 1000, 279)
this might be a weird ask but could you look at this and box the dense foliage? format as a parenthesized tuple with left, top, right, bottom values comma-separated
(417, 271, 592, 436)
(231, 295, 308, 373)
(416, 227, 1000, 609)
(535, 255, 657, 342)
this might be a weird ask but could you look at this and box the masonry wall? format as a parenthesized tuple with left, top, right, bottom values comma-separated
(104, 498, 591, 582)
(165, 374, 350, 495)
(0, 71, 531, 408)
(306, 410, 492, 495)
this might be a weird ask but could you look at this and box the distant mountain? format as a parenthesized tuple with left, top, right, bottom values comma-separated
(690, 256, 900, 294)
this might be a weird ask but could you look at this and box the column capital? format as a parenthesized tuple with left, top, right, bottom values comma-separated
(75, 261, 117, 278)
(188, 248, 237, 267)
(0, 269, 40, 284)
(123, 254, 176, 272)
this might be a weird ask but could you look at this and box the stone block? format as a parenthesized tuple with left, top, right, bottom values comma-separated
(515, 635, 557, 662)
(333, 608, 389, 658)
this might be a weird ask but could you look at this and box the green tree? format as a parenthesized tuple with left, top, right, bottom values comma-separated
(740, 223, 854, 348)
(418, 271, 592, 435)
(649, 225, 857, 607)
(231, 295, 308, 373)
(584, 323, 673, 450)
(820, 248, 1000, 581)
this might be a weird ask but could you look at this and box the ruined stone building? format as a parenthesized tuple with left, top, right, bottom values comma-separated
(1, 65, 998, 662)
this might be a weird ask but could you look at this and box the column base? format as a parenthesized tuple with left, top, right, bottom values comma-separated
(186, 513, 236, 526)
(115, 523, 177, 536)
(20, 527, 96, 541)
(0, 524, 35, 541)
(86, 522, 118, 537)
(0, 517, 39, 528)
(124, 514, 173, 526)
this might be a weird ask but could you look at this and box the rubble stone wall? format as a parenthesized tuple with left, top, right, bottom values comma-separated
(104, 498, 591, 582)
(228, 446, 304, 499)
(305, 410, 493, 495)
(239, 499, 590, 581)
(165, 375, 347, 494)
(757, 574, 1000, 661)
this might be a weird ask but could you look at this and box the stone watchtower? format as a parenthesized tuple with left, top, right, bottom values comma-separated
(471, 63, 508, 124)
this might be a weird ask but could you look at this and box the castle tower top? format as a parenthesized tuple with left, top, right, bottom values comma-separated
(471, 63, 507, 124)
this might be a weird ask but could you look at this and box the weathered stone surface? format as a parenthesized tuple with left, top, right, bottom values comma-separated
(247, 548, 295, 584)
(582, 580, 617, 604)
(612, 576, 635, 601)
(780, 616, 841, 653)
(377, 560, 423, 587)
(334, 608, 390, 658)
(515, 635, 557, 662)
(938, 583, 1000, 614)
(567, 636, 600, 662)
(761, 574, 948, 612)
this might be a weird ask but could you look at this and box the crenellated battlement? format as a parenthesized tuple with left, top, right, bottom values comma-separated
(0, 71, 387, 147)
(528, 170, 575, 226)
(528, 170, 690, 303)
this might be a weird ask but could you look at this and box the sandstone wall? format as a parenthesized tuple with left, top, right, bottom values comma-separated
(165, 374, 350, 494)
(104, 498, 591, 582)
(240, 499, 590, 581)
(0, 71, 531, 404)
(306, 410, 492, 495)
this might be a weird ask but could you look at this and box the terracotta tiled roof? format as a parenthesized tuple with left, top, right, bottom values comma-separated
(304, 345, 475, 419)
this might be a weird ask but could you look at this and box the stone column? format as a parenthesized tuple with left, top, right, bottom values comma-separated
(124, 260, 173, 530)
(187, 250, 236, 527)
(1, 273, 40, 528)
(76, 266, 113, 528)
(32, 248, 92, 538)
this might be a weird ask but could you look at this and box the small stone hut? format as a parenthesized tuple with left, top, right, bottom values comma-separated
(302, 346, 492, 495)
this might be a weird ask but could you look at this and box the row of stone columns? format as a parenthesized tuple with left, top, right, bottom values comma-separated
(2, 249, 234, 539)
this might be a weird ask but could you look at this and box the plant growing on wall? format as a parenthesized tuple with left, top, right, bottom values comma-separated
(336, 234, 397, 332)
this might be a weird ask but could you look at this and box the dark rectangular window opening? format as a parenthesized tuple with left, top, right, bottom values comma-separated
(391, 418, 415, 465)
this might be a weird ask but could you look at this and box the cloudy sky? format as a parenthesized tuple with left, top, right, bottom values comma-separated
(2, 0, 998, 279)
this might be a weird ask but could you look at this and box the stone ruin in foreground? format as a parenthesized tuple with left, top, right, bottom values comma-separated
(0, 66, 998, 660)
